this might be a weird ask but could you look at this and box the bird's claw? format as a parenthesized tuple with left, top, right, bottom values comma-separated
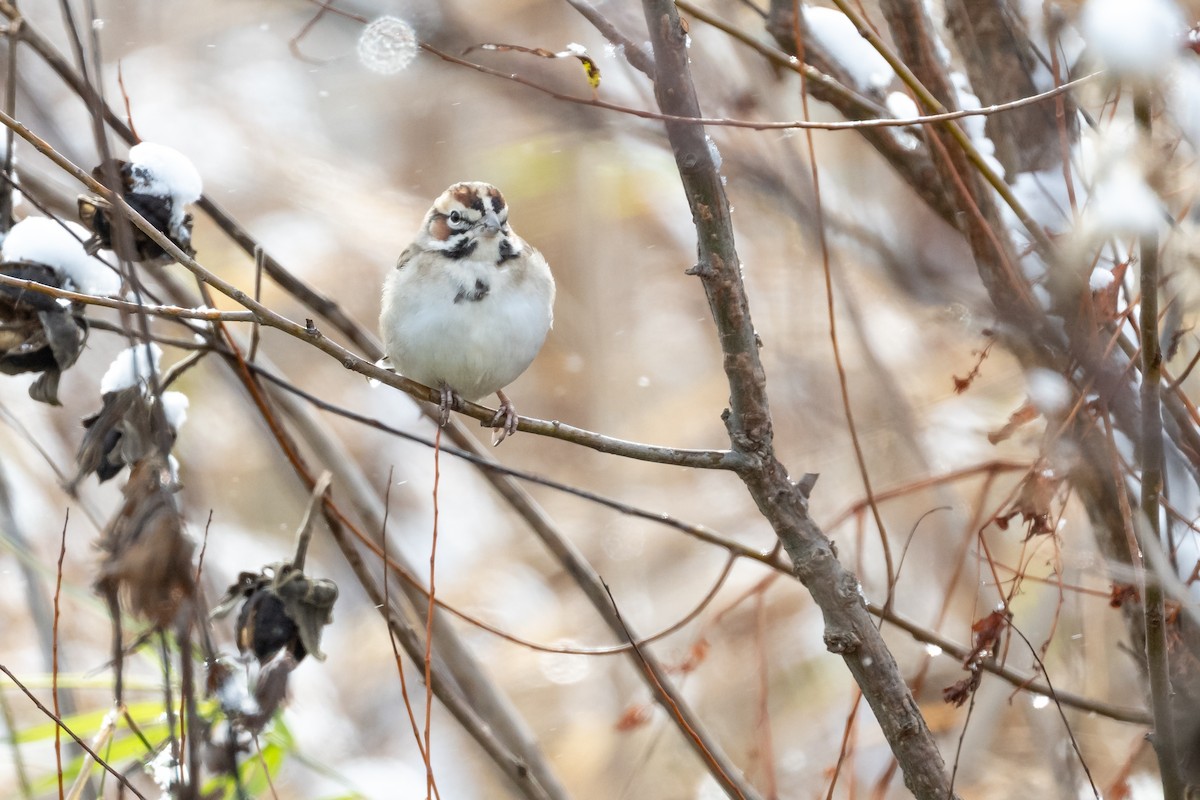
(437, 383, 459, 428)
(488, 390, 520, 446)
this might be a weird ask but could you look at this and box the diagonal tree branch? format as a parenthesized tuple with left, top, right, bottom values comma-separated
(640, 1, 955, 797)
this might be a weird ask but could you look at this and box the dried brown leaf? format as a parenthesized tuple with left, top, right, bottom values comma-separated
(465, 42, 601, 92)
(952, 341, 993, 394)
(1109, 583, 1138, 609)
(614, 704, 653, 731)
(987, 401, 1039, 444)
(994, 466, 1062, 536)
(964, 609, 1010, 667)
(942, 669, 981, 707)
(95, 456, 195, 627)
(1090, 260, 1129, 324)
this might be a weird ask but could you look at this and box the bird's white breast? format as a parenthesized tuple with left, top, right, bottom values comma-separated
(380, 250, 554, 401)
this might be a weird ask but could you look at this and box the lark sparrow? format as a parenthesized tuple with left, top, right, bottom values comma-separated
(379, 182, 555, 444)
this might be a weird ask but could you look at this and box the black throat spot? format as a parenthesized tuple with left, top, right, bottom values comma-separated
(454, 278, 490, 304)
(444, 237, 478, 260)
(497, 238, 519, 263)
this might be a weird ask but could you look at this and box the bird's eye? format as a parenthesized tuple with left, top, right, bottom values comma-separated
(448, 210, 463, 225)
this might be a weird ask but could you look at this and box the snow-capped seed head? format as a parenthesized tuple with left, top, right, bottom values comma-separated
(100, 343, 163, 395)
(1081, 0, 1185, 82)
(160, 390, 189, 432)
(358, 16, 418, 75)
(127, 142, 203, 206)
(1, 217, 120, 295)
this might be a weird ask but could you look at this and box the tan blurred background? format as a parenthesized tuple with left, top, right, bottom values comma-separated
(0, 0, 1177, 797)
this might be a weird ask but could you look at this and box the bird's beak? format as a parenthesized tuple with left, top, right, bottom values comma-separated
(481, 210, 503, 234)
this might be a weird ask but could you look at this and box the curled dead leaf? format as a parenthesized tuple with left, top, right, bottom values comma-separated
(95, 455, 195, 628)
(987, 401, 1038, 445)
(0, 260, 88, 405)
(995, 466, 1062, 537)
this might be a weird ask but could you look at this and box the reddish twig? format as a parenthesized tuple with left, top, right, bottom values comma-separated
(0, 664, 148, 798)
(752, 592, 777, 796)
(381, 467, 439, 798)
(825, 691, 862, 800)
(419, 41, 1098, 133)
(789, 1, 896, 610)
(53, 511, 67, 800)
(424, 427, 442, 800)
(601, 583, 748, 799)
(115, 60, 140, 142)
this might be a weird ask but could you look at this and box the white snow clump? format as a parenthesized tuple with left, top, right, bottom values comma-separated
(1089, 267, 1115, 291)
(100, 343, 163, 395)
(160, 390, 190, 431)
(2, 216, 121, 295)
(1081, 0, 1184, 81)
(127, 142, 203, 206)
(1026, 368, 1071, 414)
(803, 8, 893, 91)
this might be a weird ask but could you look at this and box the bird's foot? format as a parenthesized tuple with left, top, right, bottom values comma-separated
(488, 389, 520, 446)
(437, 382, 460, 428)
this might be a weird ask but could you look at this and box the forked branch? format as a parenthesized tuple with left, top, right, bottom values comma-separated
(640, 1, 955, 797)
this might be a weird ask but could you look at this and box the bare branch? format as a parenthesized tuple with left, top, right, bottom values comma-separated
(640, 0, 955, 796)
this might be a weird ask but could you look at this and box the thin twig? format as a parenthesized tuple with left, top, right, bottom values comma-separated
(0, 115, 743, 468)
(0, 666, 148, 798)
(424, 427, 441, 800)
(248, 245, 264, 363)
(420, 41, 1098, 136)
(0, 14, 18, 235)
(0, 273, 256, 321)
(380, 467, 440, 799)
(292, 471, 332, 571)
(790, 7, 896, 610)
(824, 691, 861, 800)
(1009, 622, 1100, 798)
(52, 511, 66, 800)
(601, 582, 748, 800)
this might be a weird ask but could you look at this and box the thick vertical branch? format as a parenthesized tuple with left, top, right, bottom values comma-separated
(640, 2, 955, 797)
(942, 0, 1070, 175)
(1135, 90, 1183, 800)
(761, 0, 960, 227)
